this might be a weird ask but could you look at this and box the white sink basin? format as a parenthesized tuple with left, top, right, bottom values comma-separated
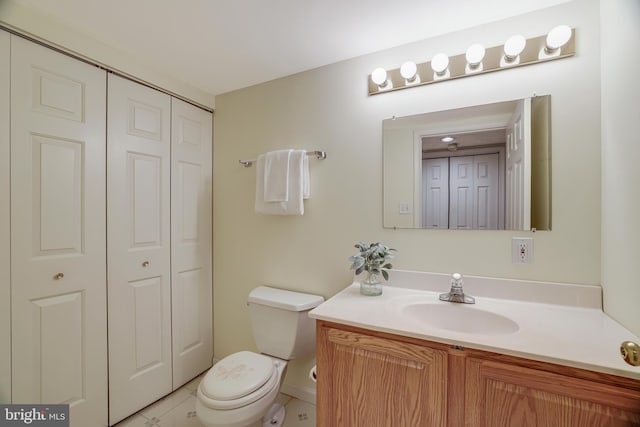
(401, 302, 520, 335)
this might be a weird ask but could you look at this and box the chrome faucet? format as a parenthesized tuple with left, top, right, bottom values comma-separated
(439, 273, 475, 304)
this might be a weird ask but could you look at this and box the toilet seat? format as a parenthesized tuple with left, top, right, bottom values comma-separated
(199, 351, 279, 410)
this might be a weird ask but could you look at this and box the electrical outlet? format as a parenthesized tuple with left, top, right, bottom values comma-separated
(512, 237, 533, 263)
(398, 203, 411, 215)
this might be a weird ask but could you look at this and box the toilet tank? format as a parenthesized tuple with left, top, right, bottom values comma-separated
(247, 286, 324, 360)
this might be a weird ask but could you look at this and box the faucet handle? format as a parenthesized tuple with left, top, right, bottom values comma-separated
(441, 273, 475, 304)
(451, 273, 463, 287)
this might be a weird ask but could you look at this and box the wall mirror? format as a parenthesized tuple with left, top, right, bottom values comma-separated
(383, 95, 551, 231)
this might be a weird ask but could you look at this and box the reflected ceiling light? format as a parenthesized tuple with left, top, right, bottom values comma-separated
(371, 67, 389, 88)
(545, 25, 572, 53)
(400, 61, 418, 82)
(441, 136, 455, 143)
(504, 34, 526, 62)
(431, 53, 449, 77)
(465, 43, 485, 68)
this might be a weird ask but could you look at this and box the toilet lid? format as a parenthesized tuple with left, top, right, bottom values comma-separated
(200, 351, 275, 401)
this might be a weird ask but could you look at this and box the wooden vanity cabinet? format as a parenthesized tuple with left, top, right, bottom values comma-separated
(316, 320, 640, 427)
(316, 322, 448, 426)
(466, 358, 640, 426)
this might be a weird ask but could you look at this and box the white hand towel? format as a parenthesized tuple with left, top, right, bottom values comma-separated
(282, 149, 305, 214)
(303, 154, 310, 199)
(255, 149, 309, 215)
(263, 149, 291, 202)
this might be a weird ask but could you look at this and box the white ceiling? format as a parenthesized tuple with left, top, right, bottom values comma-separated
(16, 0, 570, 96)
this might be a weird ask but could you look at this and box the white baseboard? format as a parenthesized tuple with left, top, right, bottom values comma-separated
(280, 383, 316, 405)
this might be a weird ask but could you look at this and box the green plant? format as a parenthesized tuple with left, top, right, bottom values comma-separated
(348, 242, 396, 280)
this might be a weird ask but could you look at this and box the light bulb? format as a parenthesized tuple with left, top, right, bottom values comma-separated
(400, 61, 417, 81)
(546, 25, 572, 52)
(441, 136, 455, 143)
(504, 34, 526, 61)
(465, 43, 485, 67)
(431, 53, 449, 74)
(371, 68, 388, 86)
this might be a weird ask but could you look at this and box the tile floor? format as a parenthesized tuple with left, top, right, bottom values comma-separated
(113, 374, 316, 427)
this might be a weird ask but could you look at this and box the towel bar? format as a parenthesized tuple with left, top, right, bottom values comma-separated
(239, 150, 327, 167)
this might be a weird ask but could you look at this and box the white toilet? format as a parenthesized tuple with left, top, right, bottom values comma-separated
(196, 286, 324, 427)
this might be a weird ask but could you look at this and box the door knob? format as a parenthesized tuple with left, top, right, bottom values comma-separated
(142, 261, 150, 267)
(620, 341, 640, 367)
(54, 273, 64, 280)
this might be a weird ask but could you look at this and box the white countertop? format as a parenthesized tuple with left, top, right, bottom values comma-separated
(309, 270, 640, 380)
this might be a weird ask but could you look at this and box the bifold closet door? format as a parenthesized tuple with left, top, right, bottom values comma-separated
(107, 74, 172, 425)
(171, 98, 213, 388)
(10, 36, 108, 425)
(0, 29, 11, 404)
(449, 155, 500, 230)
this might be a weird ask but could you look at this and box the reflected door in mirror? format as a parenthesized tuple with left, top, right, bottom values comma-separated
(423, 154, 500, 229)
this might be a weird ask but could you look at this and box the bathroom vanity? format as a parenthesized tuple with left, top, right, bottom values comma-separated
(309, 271, 640, 426)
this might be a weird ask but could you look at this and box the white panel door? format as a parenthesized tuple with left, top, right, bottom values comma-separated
(506, 99, 532, 230)
(472, 154, 499, 229)
(107, 74, 172, 424)
(10, 36, 107, 426)
(422, 158, 449, 229)
(449, 156, 474, 229)
(171, 98, 213, 388)
(0, 30, 11, 404)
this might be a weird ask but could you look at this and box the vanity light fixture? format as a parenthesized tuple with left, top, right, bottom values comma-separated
(431, 53, 450, 79)
(400, 61, 418, 83)
(545, 25, 572, 53)
(367, 25, 575, 96)
(503, 34, 526, 64)
(465, 43, 485, 72)
(371, 67, 390, 89)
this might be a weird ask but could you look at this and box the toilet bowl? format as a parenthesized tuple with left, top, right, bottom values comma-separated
(196, 286, 324, 427)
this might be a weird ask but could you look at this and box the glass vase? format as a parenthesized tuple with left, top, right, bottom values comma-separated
(360, 271, 383, 296)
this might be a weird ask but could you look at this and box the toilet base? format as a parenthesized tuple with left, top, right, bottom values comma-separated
(262, 403, 285, 427)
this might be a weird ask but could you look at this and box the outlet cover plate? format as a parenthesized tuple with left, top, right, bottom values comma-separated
(512, 237, 533, 263)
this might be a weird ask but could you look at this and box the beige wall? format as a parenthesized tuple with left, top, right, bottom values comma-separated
(601, 0, 640, 337)
(383, 128, 416, 228)
(214, 0, 603, 391)
(0, 0, 215, 109)
(0, 29, 10, 404)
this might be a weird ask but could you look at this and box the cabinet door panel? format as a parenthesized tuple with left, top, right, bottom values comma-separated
(317, 326, 447, 427)
(466, 358, 640, 427)
(10, 35, 107, 426)
(171, 98, 213, 388)
(107, 74, 172, 425)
